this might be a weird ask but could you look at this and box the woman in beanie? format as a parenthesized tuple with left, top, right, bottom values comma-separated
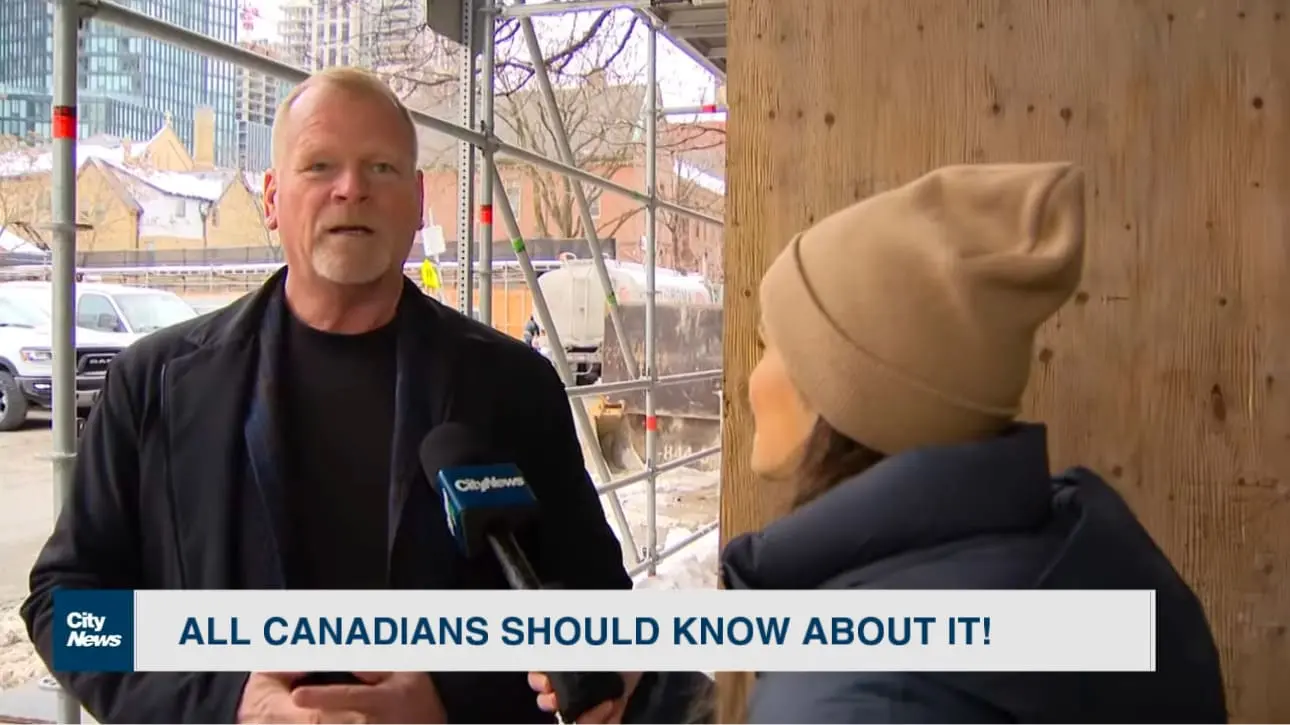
(713, 162, 1226, 723)
(531, 162, 1226, 724)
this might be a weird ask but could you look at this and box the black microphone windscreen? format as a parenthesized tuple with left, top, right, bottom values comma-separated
(418, 422, 492, 487)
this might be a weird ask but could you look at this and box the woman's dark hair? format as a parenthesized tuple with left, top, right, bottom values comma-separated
(711, 420, 885, 724)
(785, 418, 887, 512)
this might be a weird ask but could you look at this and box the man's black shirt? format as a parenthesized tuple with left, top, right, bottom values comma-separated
(280, 309, 398, 589)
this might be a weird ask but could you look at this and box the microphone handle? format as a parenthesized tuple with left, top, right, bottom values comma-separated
(484, 531, 628, 722)
(486, 531, 542, 591)
(548, 671, 627, 724)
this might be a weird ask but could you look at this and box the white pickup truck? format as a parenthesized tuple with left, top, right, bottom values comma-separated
(0, 281, 198, 431)
(0, 280, 199, 344)
(0, 296, 127, 431)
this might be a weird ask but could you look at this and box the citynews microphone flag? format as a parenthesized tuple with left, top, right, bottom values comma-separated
(52, 589, 1156, 674)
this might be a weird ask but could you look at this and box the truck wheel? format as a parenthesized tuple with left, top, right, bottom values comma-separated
(0, 371, 29, 432)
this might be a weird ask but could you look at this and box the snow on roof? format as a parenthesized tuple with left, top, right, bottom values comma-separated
(0, 135, 152, 179)
(675, 158, 725, 196)
(0, 227, 48, 257)
(0, 228, 26, 251)
(88, 162, 215, 241)
(125, 168, 232, 202)
(94, 158, 235, 203)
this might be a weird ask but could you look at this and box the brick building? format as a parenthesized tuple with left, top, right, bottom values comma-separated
(409, 79, 726, 280)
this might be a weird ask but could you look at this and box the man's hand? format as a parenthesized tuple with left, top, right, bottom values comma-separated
(237, 672, 366, 723)
(291, 672, 447, 724)
(527, 672, 643, 724)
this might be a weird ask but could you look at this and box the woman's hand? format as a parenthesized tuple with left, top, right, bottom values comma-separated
(527, 672, 643, 723)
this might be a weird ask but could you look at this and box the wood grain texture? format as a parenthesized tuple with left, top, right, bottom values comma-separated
(721, 0, 1290, 720)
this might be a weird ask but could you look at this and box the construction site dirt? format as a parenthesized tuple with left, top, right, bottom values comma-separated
(0, 413, 55, 691)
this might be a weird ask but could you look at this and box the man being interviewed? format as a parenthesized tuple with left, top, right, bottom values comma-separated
(22, 67, 638, 724)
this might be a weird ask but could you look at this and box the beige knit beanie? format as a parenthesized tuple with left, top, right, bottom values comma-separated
(759, 162, 1086, 456)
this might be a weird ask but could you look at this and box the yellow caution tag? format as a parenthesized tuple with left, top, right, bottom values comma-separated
(421, 259, 441, 291)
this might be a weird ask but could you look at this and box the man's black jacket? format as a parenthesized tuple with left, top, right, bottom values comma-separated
(21, 268, 633, 723)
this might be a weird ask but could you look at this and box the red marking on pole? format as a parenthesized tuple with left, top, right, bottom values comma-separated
(479, 205, 493, 224)
(645, 415, 658, 432)
(701, 104, 719, 113)
(52, 106, 77, 139)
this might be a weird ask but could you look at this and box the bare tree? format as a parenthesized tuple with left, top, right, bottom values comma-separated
(286, 0, 604, 105)
(361, 3, 643, 101)
(494, 12, 638, 240)
(658, 172, 722, 266)
(361, 0, 460, 99)
(0, 134, 50, 233)
(487, 12, 723, 243)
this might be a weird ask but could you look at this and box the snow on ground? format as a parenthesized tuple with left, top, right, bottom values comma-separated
(634, 526, 720, 590)
(600, 462, 722, 590)
(0, 600, 40, 690)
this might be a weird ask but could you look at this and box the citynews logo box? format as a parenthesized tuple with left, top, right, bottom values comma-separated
(52, 589, 134, 672)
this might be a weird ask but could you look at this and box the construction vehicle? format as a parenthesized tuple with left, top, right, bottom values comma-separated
(531, 255, 723, 473)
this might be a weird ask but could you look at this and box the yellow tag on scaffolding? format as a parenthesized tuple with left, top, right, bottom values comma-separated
(420, 258, 441, 291)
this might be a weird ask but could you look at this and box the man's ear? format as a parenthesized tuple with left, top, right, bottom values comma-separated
(263, 169, 279, 231)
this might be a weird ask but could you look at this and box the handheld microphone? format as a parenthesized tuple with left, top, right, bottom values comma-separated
(419, 424, 626, 723)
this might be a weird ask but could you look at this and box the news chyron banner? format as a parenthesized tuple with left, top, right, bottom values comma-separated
(53, 589, 1156, 673)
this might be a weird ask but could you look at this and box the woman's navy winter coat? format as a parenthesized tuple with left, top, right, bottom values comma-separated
(720, 423, 1227, 724)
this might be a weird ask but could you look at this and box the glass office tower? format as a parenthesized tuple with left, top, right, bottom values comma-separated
(0, 0, 240, 166)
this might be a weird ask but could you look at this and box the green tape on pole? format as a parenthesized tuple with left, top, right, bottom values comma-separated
(512, 238, 526, 254)
(606, 291, 617, 305)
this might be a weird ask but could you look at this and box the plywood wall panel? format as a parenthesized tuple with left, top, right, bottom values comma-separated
(722, 1, 1289, 719)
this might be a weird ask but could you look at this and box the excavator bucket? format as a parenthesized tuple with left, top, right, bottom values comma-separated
(593, 301, 723, 473)
(586, 397, 646, 473)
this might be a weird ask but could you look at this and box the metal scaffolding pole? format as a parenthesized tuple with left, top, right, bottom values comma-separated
(642, 16, 660, 576)
(488, 156, 642, 566)
(517, 18, 640, 380)
(51, 0, 82, 721)
(497, 0, 650, 18)
(660, 104, 726, 115)
(599, 445, 721, 495)
(564, 369, 722, 399)
(455, 0, 478, 318)
(628, 520, 718, 577)
(477, 0, 496, 325)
